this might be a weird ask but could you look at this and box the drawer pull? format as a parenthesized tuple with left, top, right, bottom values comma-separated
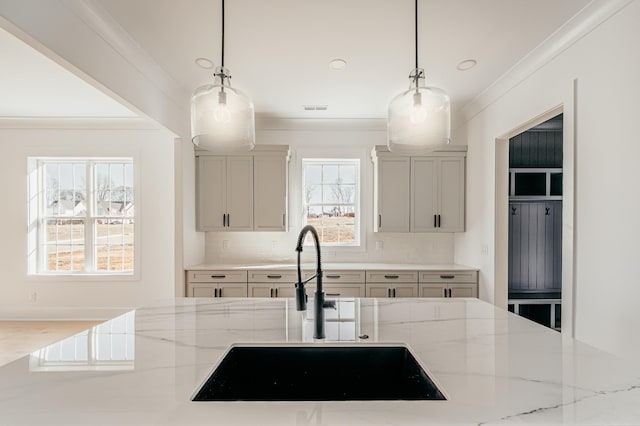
(211, 275, 226, 279)
(440, 275, 455, 279)
(267, 274, 282, 279)
(326, 275, 341, 279)
(327, 293, 341, 297)
(384, 275, 399, 279)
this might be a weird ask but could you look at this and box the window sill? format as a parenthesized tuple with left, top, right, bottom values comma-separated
(25, 273, 139, 282)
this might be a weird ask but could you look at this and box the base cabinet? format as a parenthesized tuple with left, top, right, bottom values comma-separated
(186, 270, 248, 298)
(366, 283, 418, 298)
(187, 268, 477, 299)
(418, 271, 478, 298)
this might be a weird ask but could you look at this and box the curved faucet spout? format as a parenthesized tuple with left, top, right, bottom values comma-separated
(294, 225, 333, 340)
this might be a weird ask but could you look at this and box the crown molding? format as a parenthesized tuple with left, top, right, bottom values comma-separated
(0, 117, 160, 130)
(460, 0, 634, 124)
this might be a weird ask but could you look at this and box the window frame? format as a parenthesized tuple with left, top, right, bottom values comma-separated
(28, 157, 138, 277)
(301, 157, 361, 248)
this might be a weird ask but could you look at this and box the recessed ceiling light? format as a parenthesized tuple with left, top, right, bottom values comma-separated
(195, 57, 214, 69)
(329, 59, 347, 71)
(456, 59, 477, 71)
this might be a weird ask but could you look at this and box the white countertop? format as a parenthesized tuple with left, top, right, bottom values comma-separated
(1, 297, 639, 425)
(186, 262, 478, 271)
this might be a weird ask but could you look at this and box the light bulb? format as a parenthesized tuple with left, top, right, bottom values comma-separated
(214, 90, 231, 123)
(410, 92, 427, 124)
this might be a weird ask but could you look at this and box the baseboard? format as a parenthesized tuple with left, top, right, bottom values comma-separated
(0, 306, 132, 321)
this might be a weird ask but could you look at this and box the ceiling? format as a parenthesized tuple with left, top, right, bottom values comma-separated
(97, 0, 592, 124)
(0, 26, 135, 118)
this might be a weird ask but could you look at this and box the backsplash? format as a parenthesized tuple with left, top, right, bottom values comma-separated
(204, 231, 454, 265)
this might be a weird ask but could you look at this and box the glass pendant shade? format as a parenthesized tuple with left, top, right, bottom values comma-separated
(191, 67, 255, 152)
(388, 69, 451, 153)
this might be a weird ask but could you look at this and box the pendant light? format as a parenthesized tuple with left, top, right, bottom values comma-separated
(191, 0, 255, 152)
(387, 0, 450, 153)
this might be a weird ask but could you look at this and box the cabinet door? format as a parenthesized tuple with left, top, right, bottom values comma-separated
(254, 155, 287, 231)
(438, 157, 465, 232)
(449, 284, 477, 298)
(411, 157, 438, 232)
(273, 285, 297, 298)
(226, 156, 254, 231)
(376, 157, 410, 232)
(196, 156, 226, 231)
(190, 285, 217, 297)
(219, 283, 248, 298)
(419, 284, 447, 297)
(366, 284, 392, 298)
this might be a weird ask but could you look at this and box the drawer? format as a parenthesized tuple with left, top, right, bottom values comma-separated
(419, 271, 477, 283)
(304, 270, 366, 284)
(366, 271, 418, 283)
(188, 270, 247, 283)
(248, 270, 298, 283)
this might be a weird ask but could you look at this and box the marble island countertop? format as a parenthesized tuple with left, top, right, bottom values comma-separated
(186, 262, 478, 271)
(1, 297, 639, 425)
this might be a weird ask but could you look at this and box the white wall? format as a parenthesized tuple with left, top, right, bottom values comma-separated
(455, 1, 640, 359)
(201, 127, 456, 266)
(0, 122, 176, 319)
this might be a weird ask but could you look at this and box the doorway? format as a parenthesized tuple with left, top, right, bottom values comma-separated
(506, 114, 563, 330)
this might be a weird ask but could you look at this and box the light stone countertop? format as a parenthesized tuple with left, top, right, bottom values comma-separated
(0, 297, 639, 425)
(186, 262, 478, 271)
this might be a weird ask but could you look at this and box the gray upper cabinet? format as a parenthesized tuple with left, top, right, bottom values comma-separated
(196, 146, 289, 232)
(372, 146, 466, 233)
(197, 156, 253, 231)
(373, 157, 410, 232)
(254, 154, 288, 231)
(412, 156, 465, 232)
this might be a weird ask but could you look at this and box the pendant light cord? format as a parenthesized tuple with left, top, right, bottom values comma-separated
(414, 0, 418, 70)
(221, 0, 225, 68)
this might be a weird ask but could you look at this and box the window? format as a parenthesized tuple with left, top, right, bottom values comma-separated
(302, 159, 359, 246)
(29, 158, 135, 274)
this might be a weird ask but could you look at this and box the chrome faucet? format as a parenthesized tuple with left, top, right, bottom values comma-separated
(294, 225, 335, 340)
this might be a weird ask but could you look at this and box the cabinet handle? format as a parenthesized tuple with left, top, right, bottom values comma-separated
(275, 288, 278, 297)
(392, 288, 397, 298)
(327, 293, 341, 297)
(227, 214, 230, 227)
(443, 288, 447, 297)
(387, 288, 391, 298)
(437, 214, 441, 228)
(440, 275, 455, 279)
(448, 288, 452, 298)
(326, 275, 341, 279)
(384, 275, 399, 279)
(269, 288, 274, 298)
(434, 214, 437, 228)
(211, 274, 226, 279)
(267, 275, 282, 279)
(219, 288, 224, 297)
(213, 288, 218, 297)
(222, 214, 226, 227)
(378, 214, 382, 228)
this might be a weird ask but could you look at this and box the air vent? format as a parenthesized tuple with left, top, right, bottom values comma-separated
(303, 105, 328, 111)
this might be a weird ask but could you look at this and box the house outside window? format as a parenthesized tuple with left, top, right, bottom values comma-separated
(28, 158, 135, 275)
(302, 159, 360, 246)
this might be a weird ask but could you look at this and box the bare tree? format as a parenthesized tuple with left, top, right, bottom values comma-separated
(304, 183, 316, 217)
(330, 178, 355, 215)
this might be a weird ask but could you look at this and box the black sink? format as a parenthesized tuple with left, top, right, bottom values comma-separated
(192, 345, 446, 401)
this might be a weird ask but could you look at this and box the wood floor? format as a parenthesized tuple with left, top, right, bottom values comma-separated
(0, 321, 102, 367)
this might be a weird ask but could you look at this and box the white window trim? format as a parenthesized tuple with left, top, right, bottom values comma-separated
(27, 157, 140, 279)
(294, 146, 369, 253)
